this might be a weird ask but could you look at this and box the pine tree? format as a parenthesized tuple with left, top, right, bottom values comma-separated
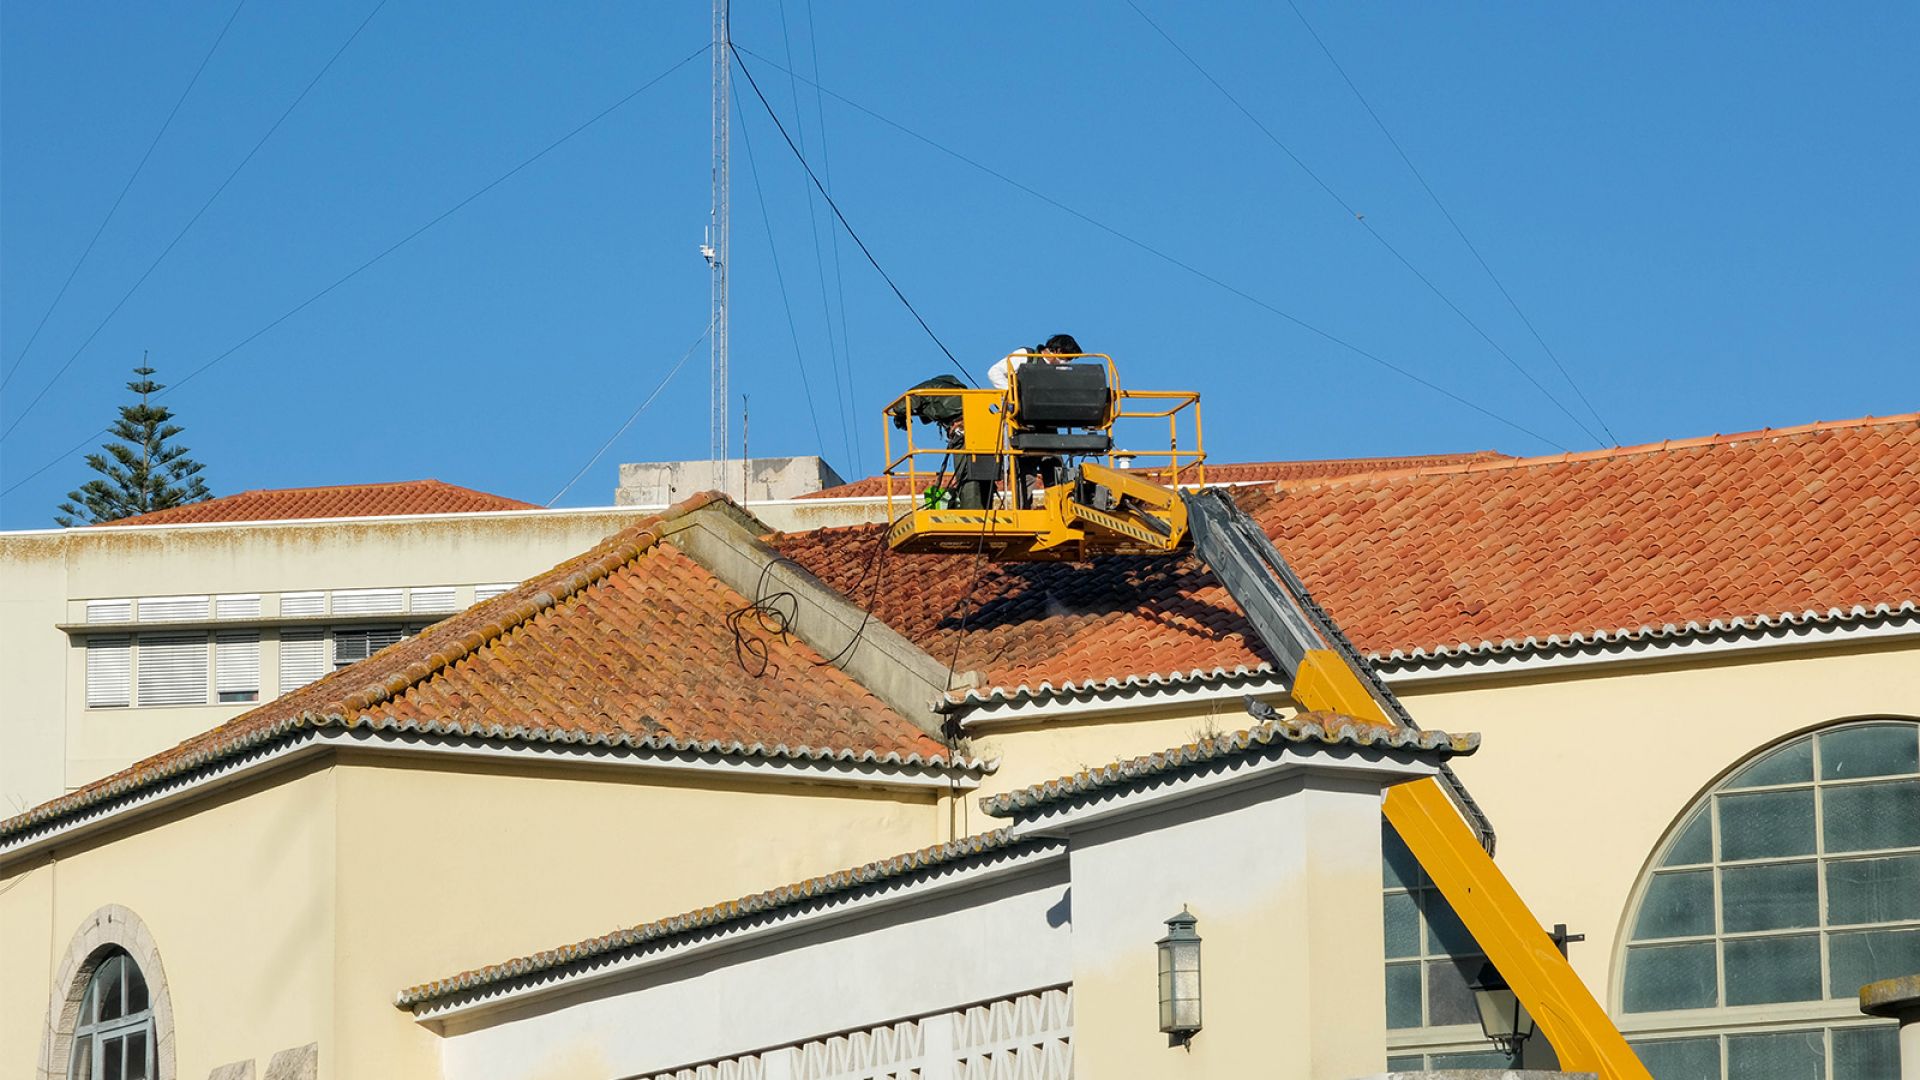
(55, 362, 212, 526)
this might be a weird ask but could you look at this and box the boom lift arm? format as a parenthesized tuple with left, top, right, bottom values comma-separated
(1181, 487, 1649, 1079)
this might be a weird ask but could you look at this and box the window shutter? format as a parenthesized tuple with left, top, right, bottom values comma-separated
(409, 587, 457, 614)
(332, 626, 407, 667)
(331, 588, 403, 615)
(473, 583, 515, 603)
(215, 594, 262, 619)
(137, 634, 209, 705)
(279, 631, 328, 693)
(138, 595, 209, 622)
(216, 632, 261, 702)
(281, 592, 325, 617)
(86, 599, 132, 623)
(86, 637, 132, 707)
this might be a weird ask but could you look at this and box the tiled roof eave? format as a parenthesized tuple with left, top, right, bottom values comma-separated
(979, 712, 1478, 820)
(942, 599, 1920, 711)
(395, 828, 1052, 1013)
(0, 709, 993, 844)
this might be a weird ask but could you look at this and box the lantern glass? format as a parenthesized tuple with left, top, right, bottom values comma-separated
(1469, 962, 1535, 1054)
(1156, 911, 1203, 1039)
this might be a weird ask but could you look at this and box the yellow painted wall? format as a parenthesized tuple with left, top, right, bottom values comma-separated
(0, 763, 339, 1079)
(325, 754, 943, 1079)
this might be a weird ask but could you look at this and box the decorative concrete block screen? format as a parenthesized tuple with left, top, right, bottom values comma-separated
(645, 986, 1074, 1080)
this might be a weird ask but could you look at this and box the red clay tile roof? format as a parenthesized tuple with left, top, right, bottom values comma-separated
(99, 479, 536, 525)
(798, 452, 1513, 499)
(6, 495, 962, 842)
(774, 414, 1920, 701)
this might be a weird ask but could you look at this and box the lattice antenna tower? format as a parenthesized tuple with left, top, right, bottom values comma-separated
(701, 0, 732, 489)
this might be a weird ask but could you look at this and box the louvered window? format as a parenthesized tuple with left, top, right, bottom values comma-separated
(473, 583, 515, 603)
(409, 587, 457, 614)
(215, 594, 261, 619)
(86, 637, 132, 708)
(215, 632, 261, 703)
(331, 588, 403, 615)
(278, 631, 328, 694)
(136, 634, 209, 706)
(138, 595, 209, 622)
(86, 599, 132, 623)
(332, 626, 407, 668)
(281, 592, 325, 617)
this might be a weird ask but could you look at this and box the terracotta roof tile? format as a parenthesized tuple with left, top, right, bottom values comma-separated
(98, 479, 535, 525)
(980, 710, 1478, 819)
(798, 452, 1513, 499)
(6, 495, 960, 841)
(774, 414, 1920, 699)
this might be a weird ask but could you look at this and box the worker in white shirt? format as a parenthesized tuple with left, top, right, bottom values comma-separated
(986, 333, 1084, 504)
(986, 333, 1084, 390)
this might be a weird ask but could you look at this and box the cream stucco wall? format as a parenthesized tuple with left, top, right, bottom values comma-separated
(0, 763, 339, 1079)
(326, 753, 944, 1080)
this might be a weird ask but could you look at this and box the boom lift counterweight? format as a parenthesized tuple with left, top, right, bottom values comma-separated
(883, 358, 1650, 1078)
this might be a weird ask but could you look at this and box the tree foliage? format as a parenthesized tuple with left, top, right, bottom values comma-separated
(55, 364, 212, 526)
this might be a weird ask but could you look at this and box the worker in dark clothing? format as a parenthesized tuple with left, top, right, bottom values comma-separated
(888, 375, 993, 509)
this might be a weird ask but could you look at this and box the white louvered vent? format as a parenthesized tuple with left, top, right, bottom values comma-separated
(215, 594, 262, 620)
(216, 632, 261, 703)
(137, 634, 209, 706)
(279, 631, 328, 693)
(409, 587, 457, 614)
(85, 599, 133, 624)
(86, 637, 132, 708)
(333, 626, 407, 667)
(281, 592, 325, 617)
(139, 595, 209, 622)
(332, 588, 404, 615)
(473, 583, 515, 603)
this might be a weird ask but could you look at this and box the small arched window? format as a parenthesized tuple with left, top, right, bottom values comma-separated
(67, 948, 154, 1080)
(1620, 720, 1917, 1076)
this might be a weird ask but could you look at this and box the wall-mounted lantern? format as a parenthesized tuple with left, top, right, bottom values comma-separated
(1469, 961, 1535, 1058)
(1157, 908, 1202, 1045)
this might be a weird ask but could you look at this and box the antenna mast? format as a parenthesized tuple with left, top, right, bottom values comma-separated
(703, 0, 731, 489)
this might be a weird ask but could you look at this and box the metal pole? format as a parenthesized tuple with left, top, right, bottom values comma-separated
(706, 0, 731, 490)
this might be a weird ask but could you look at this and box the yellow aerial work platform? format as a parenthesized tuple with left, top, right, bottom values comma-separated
(880, 354, 1652, 1078)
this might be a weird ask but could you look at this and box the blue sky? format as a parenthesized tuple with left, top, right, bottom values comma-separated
(2, 2, 1914, 527)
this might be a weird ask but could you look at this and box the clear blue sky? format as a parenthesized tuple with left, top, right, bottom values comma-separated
(3, 2, 1915, 528)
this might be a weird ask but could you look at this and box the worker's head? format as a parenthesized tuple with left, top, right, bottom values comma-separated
(1038, 333, 1082, 358)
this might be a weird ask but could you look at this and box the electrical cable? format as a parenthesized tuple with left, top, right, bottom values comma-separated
(1, 45, 707, 502)
(1281, 0, 1618, 444)
(730, 45, 1567, 452)
(547, 322, 712, 507)
(1122, 0, 1601, 448)
(736, 92, 833, 466)
(776, 0, 855, 469)
(730, 47, 976, 388)
(2, 0, 392, 441)
(2, 0, 249, 391)
(803, 0, 864, 468)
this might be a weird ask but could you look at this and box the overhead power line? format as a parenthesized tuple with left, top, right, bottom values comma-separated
(548, 323, 713, 506)
(2, 0, 249, 392)
(1122, 0, 1601, 448)
(1281, 0, 1618, 444)
(736, 92, 833, 465)
(1, 46, 707, 501)
(730, 47, 974, 387)
(2, 0, 390, 442)
(731, 45, 1567, 451)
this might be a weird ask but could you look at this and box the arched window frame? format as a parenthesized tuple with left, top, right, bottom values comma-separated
(1613, 718, 1918, 1077)
(67, 949, 155, 1080)
(37, 905, 175, 1080)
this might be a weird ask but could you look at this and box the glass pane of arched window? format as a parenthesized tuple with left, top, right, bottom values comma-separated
(1727, 737, 1812, 788)
(1819, 725, 1919, 780)
(1725, 1029, 1822, 1080)
(1660, 808, 1711, 867)
(96, 955, 124, 1022)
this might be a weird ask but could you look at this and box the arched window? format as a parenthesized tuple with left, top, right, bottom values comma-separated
(1620, 720, 1917, 1077)
(67, 948, 154, 1080)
